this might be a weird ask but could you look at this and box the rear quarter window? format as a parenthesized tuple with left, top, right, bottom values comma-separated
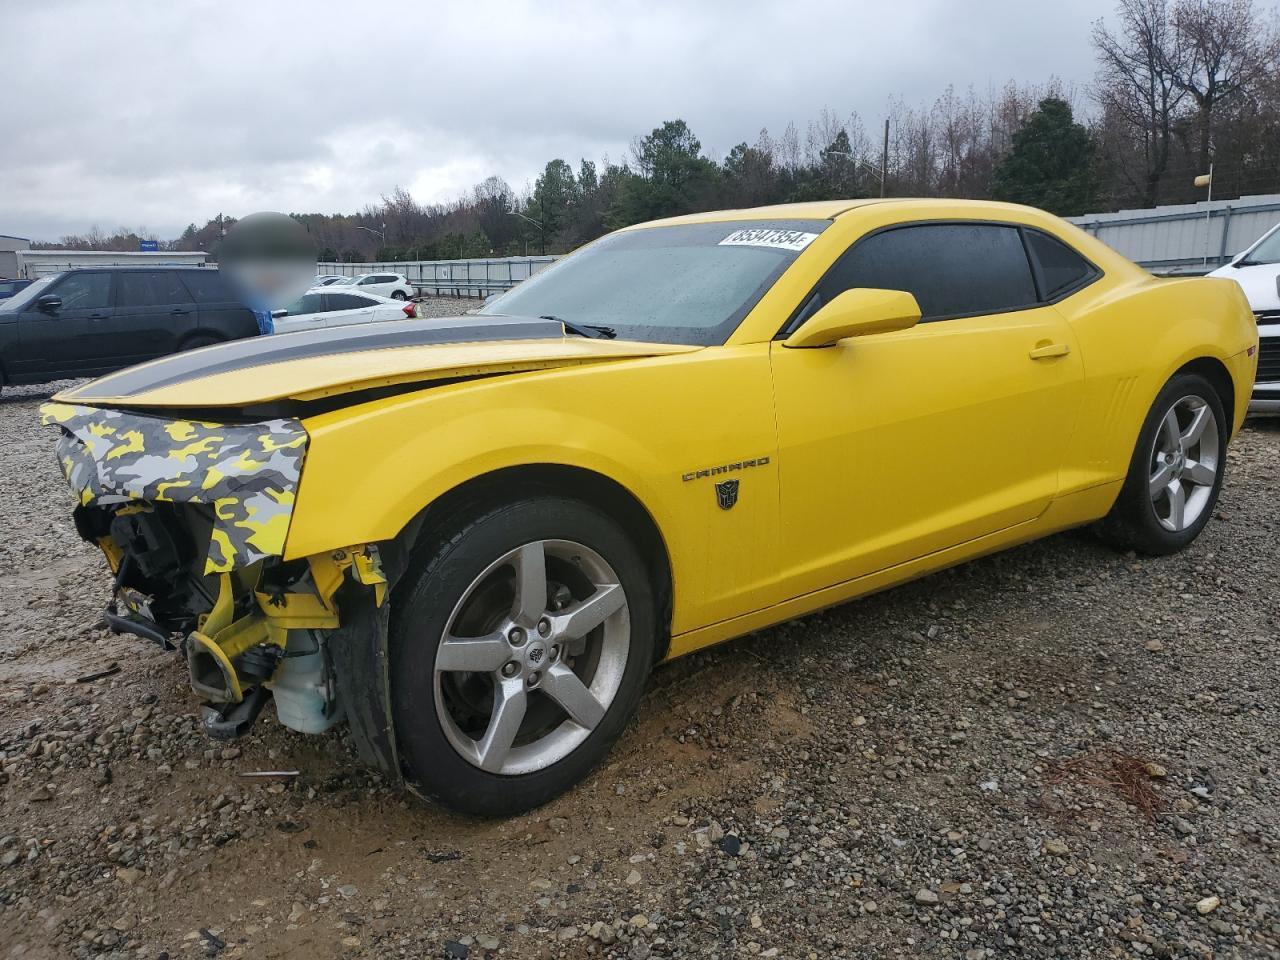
(1025, 230, 1098, 300)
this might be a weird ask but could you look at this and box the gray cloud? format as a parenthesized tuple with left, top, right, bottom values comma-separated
(0, 0, 1116, 241)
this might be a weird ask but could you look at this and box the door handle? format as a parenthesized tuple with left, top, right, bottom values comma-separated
(170, 307, 190, 315)
(1029, 342, 1070, 360)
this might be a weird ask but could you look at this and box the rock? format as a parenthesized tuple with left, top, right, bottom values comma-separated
(1145, 639, 1164, 652)
(116, 867, 143, 885)
(442, 941, 468, 959)
(1196, 896, 1221, 915)
(288, 903, 306, 923)
(337, 884, 357, 898)
(915, 889, 940, 906)
(718, 834, 741, 856)
(1144, 761, 1168, 778)
(630, 914, 649, 928)
(625, 869, 642, 885)
(557, 925, 579, 941)
(1173, 817, 1196, 836)
(862, 900, 877, 913)
(587, 922, 616, 944)
(1043, 839, 1070, 856)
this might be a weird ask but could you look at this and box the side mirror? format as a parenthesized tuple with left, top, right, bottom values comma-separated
(36, 294, 62, 313)
(783, 288, 921, 349)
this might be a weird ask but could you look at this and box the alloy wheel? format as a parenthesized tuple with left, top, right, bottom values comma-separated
(433, 539, 630, 776)
(1148, 394, 1219, 532)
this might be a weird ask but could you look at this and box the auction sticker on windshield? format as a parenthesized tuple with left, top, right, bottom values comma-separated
(718, 228, 819, 251)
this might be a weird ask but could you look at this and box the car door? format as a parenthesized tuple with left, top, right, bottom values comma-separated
(769, 221, 1084, 599)
(96, 271, 193, 366)
(13, 271, 114, 377)
(323, 292, 381, 327)
(273, 292, 328, 334)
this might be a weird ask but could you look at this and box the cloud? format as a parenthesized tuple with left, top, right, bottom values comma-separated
(0, 0, 1115, 240)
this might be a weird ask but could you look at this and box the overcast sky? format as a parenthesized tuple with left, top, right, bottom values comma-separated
(1, 0, 1119, 242)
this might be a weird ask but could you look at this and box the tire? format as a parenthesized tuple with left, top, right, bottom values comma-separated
(181, 334, 221, 351)
(389, 497, 656, 816)
(1096, 371, 1227, 555)
(391, 290, 408, 301)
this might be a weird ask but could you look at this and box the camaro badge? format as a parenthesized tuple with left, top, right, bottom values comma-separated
(715, 479, 740, 510)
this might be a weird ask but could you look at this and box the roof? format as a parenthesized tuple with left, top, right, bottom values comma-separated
(635, 200, 885, 227)
(0, 233, 31, 242)
(628, 197, 1059, 229)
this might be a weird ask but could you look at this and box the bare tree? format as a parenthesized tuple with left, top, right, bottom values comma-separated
(1093, 0, 1188, 205)
(1170, 0, 1280, 170)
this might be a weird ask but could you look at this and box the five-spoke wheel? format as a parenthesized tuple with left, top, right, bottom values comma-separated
(390, 496, 655, 816)
(1098, 371, 1227, 555)
(434, 539, 630, 775)
(1147, 394, 1220, 533)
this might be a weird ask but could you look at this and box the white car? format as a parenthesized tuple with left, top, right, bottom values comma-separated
(271, 288, 416, 334)
(1209, 223, 1280, 412)
(330, 272, 415, 299)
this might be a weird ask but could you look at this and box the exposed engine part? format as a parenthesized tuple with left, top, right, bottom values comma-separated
(271, 631, 340, 735)
(236, 643, 285, 684)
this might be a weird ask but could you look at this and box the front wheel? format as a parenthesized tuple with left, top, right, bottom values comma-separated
(390, 497, 656, 816)
(391, 290, 408, 300)
(1096, 372, 1227, 555)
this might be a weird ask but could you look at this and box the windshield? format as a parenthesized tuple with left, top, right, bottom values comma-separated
(1242, 225, 1280, 265)
(332, 276, 357, 285)
(479, 220, 829, 345)
(0, 275, 57, 313)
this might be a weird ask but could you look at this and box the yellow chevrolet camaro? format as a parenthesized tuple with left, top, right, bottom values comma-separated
(41, 199, 1258, 815)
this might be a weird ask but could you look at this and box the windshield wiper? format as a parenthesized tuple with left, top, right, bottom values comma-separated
(1234, 258, 1276, 267)
(541, 315, 617, 340)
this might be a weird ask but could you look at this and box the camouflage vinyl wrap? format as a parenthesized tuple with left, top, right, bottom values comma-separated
(40, 402, 308, 574)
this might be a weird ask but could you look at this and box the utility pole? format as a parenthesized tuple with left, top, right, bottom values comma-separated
(880, 118, 889, 198)
(1195, 165, 1214, 267)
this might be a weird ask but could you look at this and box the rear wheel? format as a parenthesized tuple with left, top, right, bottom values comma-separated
(181, 334, 221, 351)
(1096, 372, 1227, 555)
(390, 497, 655, 816)
(391, 290, 408, 300)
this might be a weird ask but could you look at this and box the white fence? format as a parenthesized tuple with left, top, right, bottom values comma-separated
(319, 255, 557, 298)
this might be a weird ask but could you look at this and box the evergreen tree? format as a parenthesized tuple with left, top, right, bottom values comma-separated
(992, 98, 1098, 216)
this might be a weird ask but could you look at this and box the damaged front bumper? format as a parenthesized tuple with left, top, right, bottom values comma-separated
(40, 401, 307, 573)
(39, 401, 399, 774)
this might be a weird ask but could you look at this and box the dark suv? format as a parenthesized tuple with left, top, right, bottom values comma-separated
(0, 267, 259, 386)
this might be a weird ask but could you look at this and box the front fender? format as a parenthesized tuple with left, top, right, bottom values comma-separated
(287, 391, 673, 562)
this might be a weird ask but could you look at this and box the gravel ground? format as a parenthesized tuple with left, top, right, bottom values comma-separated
(0, 357, 1277, 960)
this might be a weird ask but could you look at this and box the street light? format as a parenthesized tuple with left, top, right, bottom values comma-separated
(354, 224, 387, 262)
(509, 210, 545, 256)
(824, 151, 887, 197)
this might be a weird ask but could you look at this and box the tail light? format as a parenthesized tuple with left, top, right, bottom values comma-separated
(402, 303, 416, 319)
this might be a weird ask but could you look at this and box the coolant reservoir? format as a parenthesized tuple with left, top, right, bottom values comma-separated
(271, 632, 338, 734)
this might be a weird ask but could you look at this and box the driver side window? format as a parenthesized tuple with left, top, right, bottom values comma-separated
(804, 222, 1038, 325)
(51, 273, 112, 311)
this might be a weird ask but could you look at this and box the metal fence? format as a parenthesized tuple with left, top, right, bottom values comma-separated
(1068, 194, 1280, 275)
(317, 255, 557, 298)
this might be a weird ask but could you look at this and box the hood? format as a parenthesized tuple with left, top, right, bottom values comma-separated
(1207, 262, 1280, 311)
(55, 314, 700, 410)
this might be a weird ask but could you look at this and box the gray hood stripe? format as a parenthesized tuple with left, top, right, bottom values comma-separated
(65, 315, 565, 400)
